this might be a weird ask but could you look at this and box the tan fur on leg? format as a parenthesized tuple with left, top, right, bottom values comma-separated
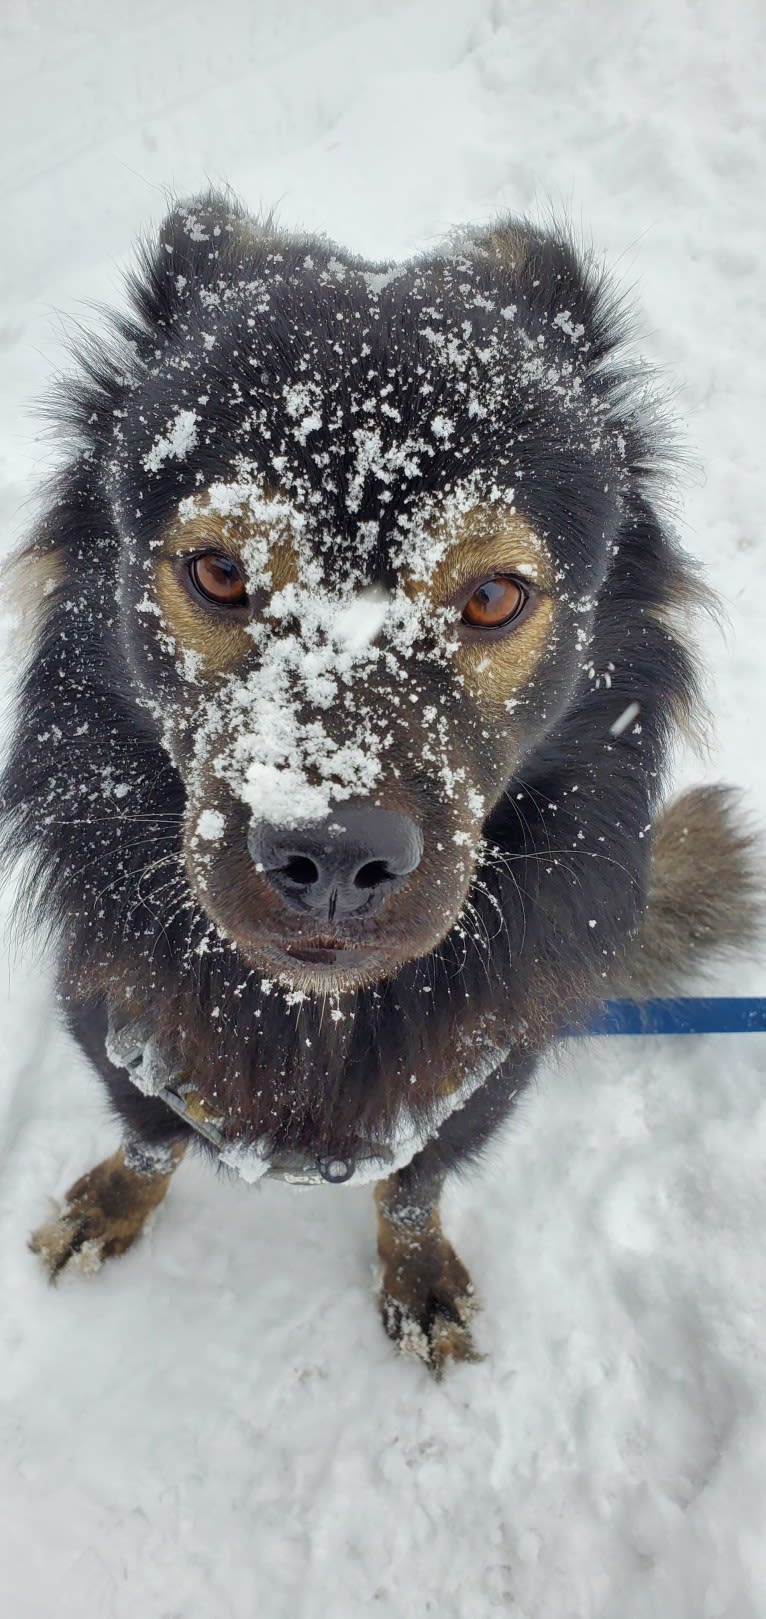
(375, 1177, 482, 1378)
(29, 1138, 186, 1282)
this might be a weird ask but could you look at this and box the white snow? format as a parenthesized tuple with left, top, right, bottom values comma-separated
(142, 408, 199, 472)
(194, 808, 225, 842)
(177, 487, 474, 829)
(610, 700, 642, 737)
(1, 3, 766, 1617)
(331, 586, 390, 651)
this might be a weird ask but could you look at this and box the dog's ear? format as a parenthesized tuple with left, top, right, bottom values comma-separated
(474, 217, 623, 363)
(127, 189, 260, 334)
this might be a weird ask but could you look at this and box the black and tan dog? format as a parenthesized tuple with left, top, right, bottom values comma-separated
(1, 194, 756, 1373)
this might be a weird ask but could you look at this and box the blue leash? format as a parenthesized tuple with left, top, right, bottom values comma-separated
(576, 997, 766, 1036)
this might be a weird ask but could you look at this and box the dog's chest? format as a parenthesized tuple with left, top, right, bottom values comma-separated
(106, 1009, 513, 1186)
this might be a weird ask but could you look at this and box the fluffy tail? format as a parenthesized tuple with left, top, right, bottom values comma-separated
(610, 786, 762, 997)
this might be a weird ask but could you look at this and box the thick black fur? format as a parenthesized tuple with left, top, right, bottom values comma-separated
(0, 193, 699, 1181)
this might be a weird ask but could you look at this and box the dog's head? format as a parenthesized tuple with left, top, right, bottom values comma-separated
(75, 197, 639, 991)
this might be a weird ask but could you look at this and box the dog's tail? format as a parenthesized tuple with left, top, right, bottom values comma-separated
(609, 786, 762, 997)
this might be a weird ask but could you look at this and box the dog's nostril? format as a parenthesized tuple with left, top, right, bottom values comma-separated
(281, 855, 319, 886)
(249, 807, 423, 920)
(354, 860, 393, 890)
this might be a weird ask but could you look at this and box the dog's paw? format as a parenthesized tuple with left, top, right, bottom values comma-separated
(377, 1234, 483, 1378)
(28, 1145, 182, 1283)
(28, 1189, 147, 1281)
(29, 1203, 110, 1281)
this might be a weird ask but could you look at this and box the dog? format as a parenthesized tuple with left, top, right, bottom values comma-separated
(1, 192, 757, 1375)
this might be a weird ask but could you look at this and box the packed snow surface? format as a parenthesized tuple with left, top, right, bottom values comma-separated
(1, 2, 765, 1616)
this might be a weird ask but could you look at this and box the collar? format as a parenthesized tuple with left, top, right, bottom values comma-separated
(106, 1011, 511, 1188)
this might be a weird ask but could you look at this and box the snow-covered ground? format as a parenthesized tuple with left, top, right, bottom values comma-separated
(1, 3, 765, 1615)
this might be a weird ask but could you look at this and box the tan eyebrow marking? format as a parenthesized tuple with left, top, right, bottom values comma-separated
(408, 505, 557, 708)
(151, 495, 299, 677)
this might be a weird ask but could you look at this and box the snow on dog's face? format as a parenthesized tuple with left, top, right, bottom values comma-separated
(132, 483, 557, 985)
(108, 207, 624, 988)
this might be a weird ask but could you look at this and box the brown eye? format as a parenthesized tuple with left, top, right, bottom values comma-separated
(462, 575, 527, 629)
(188, 552, 248, 608)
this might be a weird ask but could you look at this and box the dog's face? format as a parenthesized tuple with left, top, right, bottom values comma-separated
(126, 490, 561, 987)
(106, 219, 621, 990)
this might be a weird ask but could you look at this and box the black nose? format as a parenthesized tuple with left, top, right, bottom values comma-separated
(248, 806, 423, 920)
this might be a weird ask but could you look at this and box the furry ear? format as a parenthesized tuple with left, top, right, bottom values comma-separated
(126, 189, 255, 333)
(474, 216, 624, 364)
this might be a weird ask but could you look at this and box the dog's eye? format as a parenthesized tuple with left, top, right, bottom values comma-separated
(461, 576, 527, 629)
(188, 553, 248, 608)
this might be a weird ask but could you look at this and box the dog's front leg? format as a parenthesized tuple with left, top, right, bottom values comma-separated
(375, 1049, 535, 1375)
(375, 1167, 482, 1377)
(29, 1135, 187, 1282)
